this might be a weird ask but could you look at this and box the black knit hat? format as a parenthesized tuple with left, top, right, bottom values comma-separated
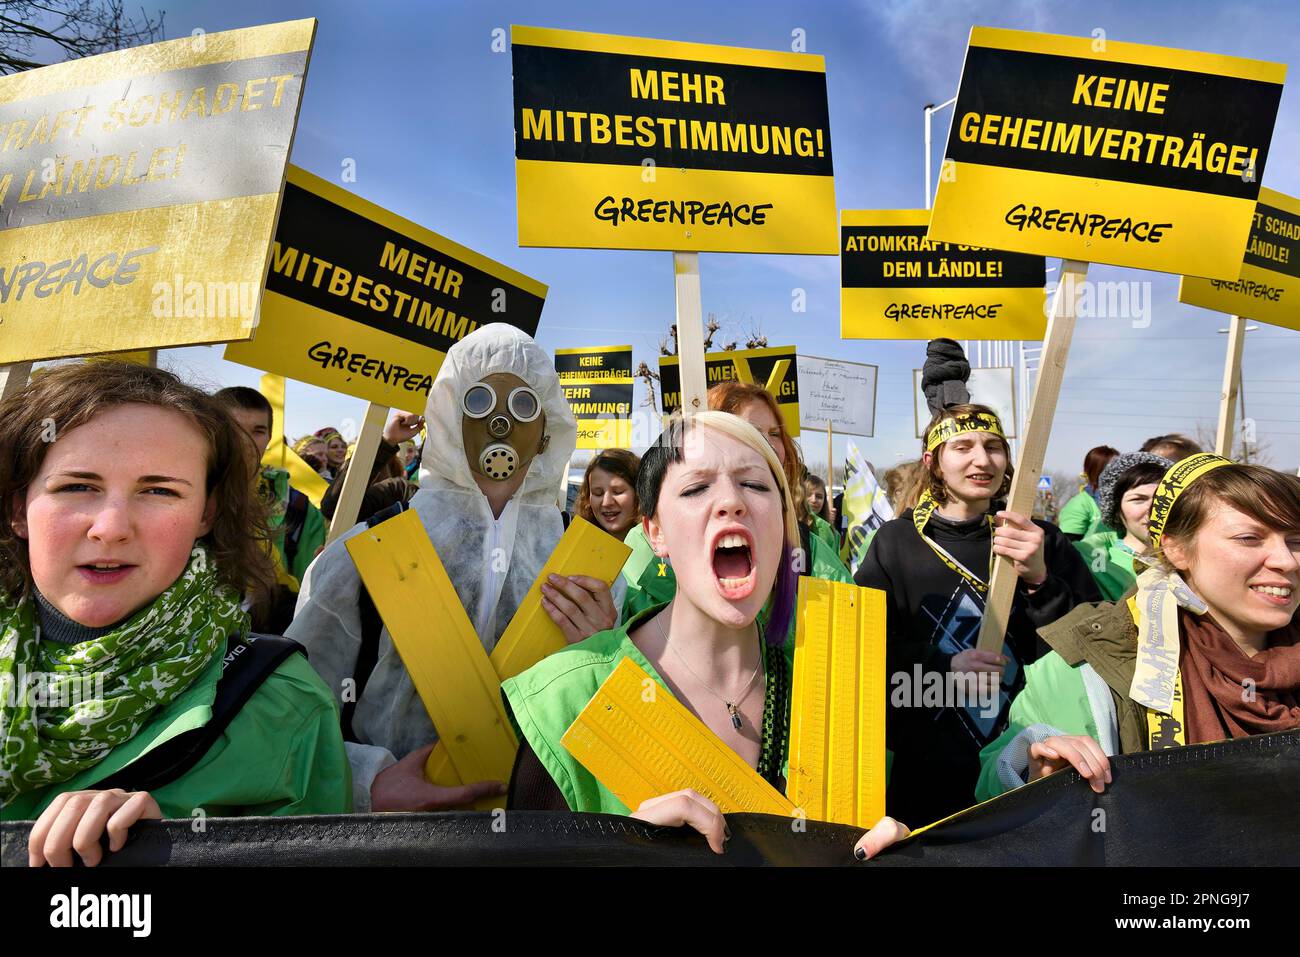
(1097, 451, 1173, 532)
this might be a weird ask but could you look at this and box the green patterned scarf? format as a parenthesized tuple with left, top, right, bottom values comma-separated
(0, 545, 247, 802)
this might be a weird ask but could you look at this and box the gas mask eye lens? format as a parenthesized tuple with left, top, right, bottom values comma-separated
(507, 387, 541, 423)
(463, 383, 496, 418)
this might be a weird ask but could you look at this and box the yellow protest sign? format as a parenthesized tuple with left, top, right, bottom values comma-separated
(927, 27, 1286, 278)
(224, 165, 547, 409)
(258, 372, 329, 508)
(0, 20, 315, 363)
(1178, 187, 1300, 331)
(511, 25, 836, 254)
(788, 578, 888, 829)
(841, 210, 1046, 340)
(659, 345, 800, 435)
(556, 345, 634, 449)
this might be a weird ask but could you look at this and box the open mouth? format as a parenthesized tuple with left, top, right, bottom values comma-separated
(1249, 583, 1295, 607)
(711, 528, 757, 600)
(600, 509, 623, 525)
(966, 473, 994, 487)
(77, 562, 136, 585)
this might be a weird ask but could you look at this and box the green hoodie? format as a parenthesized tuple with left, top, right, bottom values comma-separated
(2, 650, 352, 821)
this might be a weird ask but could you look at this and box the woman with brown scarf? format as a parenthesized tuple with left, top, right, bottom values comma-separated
(975, 456, 1300, 800)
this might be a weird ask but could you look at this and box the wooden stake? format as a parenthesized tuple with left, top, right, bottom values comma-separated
(0, 362, 33, 401)
(326, 402, 389, 543)
(1215, 315, 1245, 459)
(673, 252, 707, 417)
(977, 259, 1089, 652)
(826, 420, 834, 487)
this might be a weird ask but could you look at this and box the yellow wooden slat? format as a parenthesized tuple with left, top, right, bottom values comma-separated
(345, 508, 517, 787)
(788, 578, 887, 829)
(424, 515, 632, 786)
(561, 657, 795, 816)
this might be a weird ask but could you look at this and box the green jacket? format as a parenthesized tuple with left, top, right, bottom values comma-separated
(1057, 490, 1101, 538)
(503, 604, 793, 815)
(810, 514, 839, 556)
(975, 599, 1149, 802)
(1073, 530, 1139, 602)
(1, 649, 352, 821)
(290, 495, 328, 584)
(619, 523, 852, 624)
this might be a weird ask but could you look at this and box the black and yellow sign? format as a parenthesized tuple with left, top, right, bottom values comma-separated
(511, 25, 836, 254)
(0, 19, 315, 363)
(928, 27, 1286, 278)
(659, 345, 800, 436)
(556, 345, 634, 448)
(1178, 187, 1300, 332)
(841, 210, 1046, 340)
(555, 344, 634, 381)
(562, 380, 634, 449)
(225, 166, 546, 408)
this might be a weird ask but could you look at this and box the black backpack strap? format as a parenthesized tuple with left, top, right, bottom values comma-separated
(95, 634, 303, 794)
(283, 488, 309, 567)
(342, 499, 410, 743)
(561, 509, 571, 530)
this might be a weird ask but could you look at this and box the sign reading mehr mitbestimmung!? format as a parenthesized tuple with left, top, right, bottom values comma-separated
(511, 25, 836, 254)
(841, 210, 1046, 340)
(224, 165, 546, 409)
(659, 345, 800, 436)
(1178, 187, 1300, 332)
(556, 346, 634, 449)
(0, 19, 316, 363)
(928, 27, 1286, 279)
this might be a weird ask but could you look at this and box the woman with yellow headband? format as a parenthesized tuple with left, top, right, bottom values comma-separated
(854, 341, 1099, 824)
(976, 456, 1300, 801)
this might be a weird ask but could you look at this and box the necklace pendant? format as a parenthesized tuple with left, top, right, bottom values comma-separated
(727, 703, 742, 730)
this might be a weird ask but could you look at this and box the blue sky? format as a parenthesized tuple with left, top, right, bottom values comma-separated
(138, 0, 1300, 475)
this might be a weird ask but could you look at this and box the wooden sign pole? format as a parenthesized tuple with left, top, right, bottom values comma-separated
(977, 259, 1089, 652)
(326, 402, 389, 543)
(826, 420, 834, 487)
(673, 252, 708, 418)
(0, 362, 33, 402)
(1214, 315, 1245, 458)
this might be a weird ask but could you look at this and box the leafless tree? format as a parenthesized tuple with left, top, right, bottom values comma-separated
(1, 1, 164, 75)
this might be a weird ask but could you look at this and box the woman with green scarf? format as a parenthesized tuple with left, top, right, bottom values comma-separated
(1, 362, 351, 867)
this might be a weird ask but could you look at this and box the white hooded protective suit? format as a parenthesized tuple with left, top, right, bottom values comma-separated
(288, 324, 577, 808)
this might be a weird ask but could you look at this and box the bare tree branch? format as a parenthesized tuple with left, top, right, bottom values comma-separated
(0, 1, 165, 75)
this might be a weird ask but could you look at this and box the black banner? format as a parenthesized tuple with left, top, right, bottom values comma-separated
(842, 225, 1046, 288)
(1245, 201, 1300, 279)
(562, 381, 633, 419)
(268, 182, 545, 351)
(659, 350, 799, 414)
(945, 46, 1282, 199)
(555, 347, 634, 379)
(512, 43, 833, 177)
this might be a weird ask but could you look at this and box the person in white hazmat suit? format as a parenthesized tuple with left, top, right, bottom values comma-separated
(289, 324, 619, 812)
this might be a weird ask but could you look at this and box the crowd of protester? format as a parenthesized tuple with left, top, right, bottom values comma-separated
(3, 329, 1297, 867)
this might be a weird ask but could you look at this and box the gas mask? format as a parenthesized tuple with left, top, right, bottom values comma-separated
(461, 372, 549, 482)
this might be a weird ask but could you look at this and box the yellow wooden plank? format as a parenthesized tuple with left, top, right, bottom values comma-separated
(561, 657, 795, 816)
(788, 578, 887, 829)
(425, 515, 632, 786)
(345, 508, 517, 786)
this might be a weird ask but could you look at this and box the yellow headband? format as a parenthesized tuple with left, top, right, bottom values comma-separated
(1147, 453, 1232, 549)
(925, 411, 1006, 452)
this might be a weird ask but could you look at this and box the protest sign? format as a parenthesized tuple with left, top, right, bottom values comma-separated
(562, 379, 634, 449)
(912, 366, 1017, 440)
(659, 344, 800, 435)
(0, 19, 315, 362)
(928, 27, 1286, 279)
(511, 25, 836, 254)
(1178, 186, 1300, 332)
(555, 344, 634, 381)
(225, 165, 547, 409)
(841, 210, 1046, 340)
(797, 355, 877, 437)
(839, 441, 892, 574)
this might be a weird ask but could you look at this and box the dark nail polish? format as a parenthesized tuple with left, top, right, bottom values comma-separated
(854, 846, 867, 861)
